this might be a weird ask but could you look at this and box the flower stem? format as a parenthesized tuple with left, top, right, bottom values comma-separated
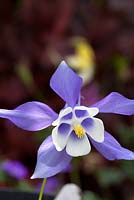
(38, 178, 47, 200)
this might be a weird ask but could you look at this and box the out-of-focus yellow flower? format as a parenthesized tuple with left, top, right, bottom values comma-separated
(66, 37, 95, 84)
(48, 37, 95, 85)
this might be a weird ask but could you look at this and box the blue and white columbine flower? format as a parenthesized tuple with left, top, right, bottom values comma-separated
(0, 61, 134, 178)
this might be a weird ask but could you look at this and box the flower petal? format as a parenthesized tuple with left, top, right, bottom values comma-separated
(52, 123, 71, 151)
(1, 160, 28, 180)
(92, 92, 134, 115)
(66, 132, 91, 157)
(74, 106, 99, 117)
(50, 61, 82, 107)
(55, 184, 81, 200)
(31, 136, 72, 178)
(90, 131, 134, 160)
(82, 117, 104, 142)
(0, 102, 58, 131)
(52, 107, 72, 126)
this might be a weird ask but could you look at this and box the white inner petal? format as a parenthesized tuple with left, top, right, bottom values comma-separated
(52, 107, 72, 126)
(52, 125, 71, 151)
(74, 106, 99, 117)
(83, 117, 104, 142)
(87, 107, 99, 117)
(66, 134, 91, 157)
(52, 105, 102, 158)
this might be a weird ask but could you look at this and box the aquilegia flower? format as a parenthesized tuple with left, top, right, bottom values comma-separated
(0, 61, 134, 179)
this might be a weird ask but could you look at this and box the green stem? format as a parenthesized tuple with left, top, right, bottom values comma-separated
(38, 178, 47, 200)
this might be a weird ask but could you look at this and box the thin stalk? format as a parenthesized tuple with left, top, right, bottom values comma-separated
(38, 178, 47, 200)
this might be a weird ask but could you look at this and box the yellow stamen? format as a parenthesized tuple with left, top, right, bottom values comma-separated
(74, 124, 85, 138)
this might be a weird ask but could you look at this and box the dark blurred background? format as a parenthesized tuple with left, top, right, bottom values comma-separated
(0, 0, 134, 199)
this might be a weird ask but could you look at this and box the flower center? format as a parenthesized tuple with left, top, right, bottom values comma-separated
(74, 124, 85, 138)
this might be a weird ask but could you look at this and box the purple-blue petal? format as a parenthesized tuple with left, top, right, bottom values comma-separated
(31, 135, 72, 178)
(50, 61, 82, 107)
(75, 109, 88, 118)
(90, 131, 134, 160)
(1, 160, 28, 180)
(61, 112, 73, 120)
(92, 92, 134, 115)
(0, 102, 58, 131)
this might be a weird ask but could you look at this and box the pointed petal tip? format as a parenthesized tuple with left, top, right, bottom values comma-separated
(30, 175, 34, 179)
(92, 92, 134, 116)
(31, 173, 47, 179)
(50, 61, 82, 107)
(127, 152, 134, 160)
(59, 60, 67, 66)
(32, 136, 72, 179)
(0, 102, 58, 131)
